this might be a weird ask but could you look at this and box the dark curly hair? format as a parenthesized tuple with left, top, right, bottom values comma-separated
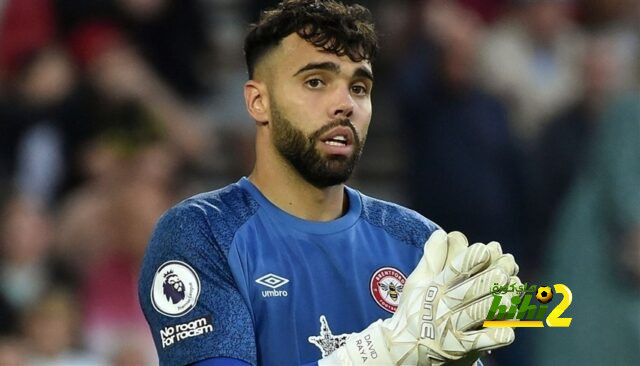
(244, 0, 378, 79)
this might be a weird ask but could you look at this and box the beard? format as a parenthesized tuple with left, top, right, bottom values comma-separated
(271, 104, 365, 188)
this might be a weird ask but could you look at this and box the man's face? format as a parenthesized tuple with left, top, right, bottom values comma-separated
(260, 34, 374, 188)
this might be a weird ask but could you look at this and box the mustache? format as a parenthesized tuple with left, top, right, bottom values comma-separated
(308, 119, 360, 143)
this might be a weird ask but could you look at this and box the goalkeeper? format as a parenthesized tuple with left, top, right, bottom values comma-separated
(138, 1, 522, 365)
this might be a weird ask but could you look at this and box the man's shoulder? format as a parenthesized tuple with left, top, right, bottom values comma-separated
(356, 189, 440, 248)
(154, 181, 260, 246)
(172, 181, 257, 217)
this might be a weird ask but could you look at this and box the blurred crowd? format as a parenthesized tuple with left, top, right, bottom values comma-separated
(0, 0, 638, 365)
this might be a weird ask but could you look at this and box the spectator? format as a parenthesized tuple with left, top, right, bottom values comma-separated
(533, 92, 640, 365)
(457, 0, 510, 24)
(529, 35, 627, 250)
(22, 289, 105, 366)
(116, 0, 212, 100)
(68, 20, 210, 163)
(55, 137, 172, 362)
(0, 0, 86, 205)
(478, 0, 586, 146)
(55, 0, 213, 100)
(395, 1, 525, 251)
(576, 0, 640, 92)
(0, 196, 76, 331)
(109, 336, 154, 366)
(0, 336, 27, 366)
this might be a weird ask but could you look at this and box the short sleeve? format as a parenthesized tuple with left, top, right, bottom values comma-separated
(138, 203, 257, 366)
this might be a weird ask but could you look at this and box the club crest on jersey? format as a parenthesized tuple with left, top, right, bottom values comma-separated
(370, 267, 406, 313)
(151, 261, 200, 317)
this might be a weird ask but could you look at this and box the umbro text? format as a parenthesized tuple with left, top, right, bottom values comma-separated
(262, 289, 288, 297)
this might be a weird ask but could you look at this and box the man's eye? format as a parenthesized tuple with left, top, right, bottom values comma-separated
(351, 85, 368, 95)
(305, 79, 324, 89)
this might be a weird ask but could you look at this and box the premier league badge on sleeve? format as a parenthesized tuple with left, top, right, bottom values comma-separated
(151, 261, 201, 317)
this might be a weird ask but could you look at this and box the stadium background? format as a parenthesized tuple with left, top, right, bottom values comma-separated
(0, 0, 638, 364)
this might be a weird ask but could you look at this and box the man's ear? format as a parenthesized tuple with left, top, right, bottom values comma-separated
(244, 80, 269, 125)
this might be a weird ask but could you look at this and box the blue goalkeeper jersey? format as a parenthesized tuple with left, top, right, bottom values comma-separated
(138, 177, 438, 365)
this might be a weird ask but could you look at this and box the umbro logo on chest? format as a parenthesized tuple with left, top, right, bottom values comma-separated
(255, 273, 289, 297)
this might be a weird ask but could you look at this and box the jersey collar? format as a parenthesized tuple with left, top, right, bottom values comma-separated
(238, 177, 362, 234)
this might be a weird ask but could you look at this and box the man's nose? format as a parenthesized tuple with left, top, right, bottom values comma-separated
(329, 88, 354, 119)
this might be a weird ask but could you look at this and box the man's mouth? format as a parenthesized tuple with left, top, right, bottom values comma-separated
(323, 135, 348, 146)
(319, 126, 355, 147)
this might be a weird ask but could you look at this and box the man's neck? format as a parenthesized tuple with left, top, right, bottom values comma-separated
(248, 161, 348, 222)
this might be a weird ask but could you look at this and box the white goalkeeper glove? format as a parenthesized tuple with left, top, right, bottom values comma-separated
(319, 230, 521, 366)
